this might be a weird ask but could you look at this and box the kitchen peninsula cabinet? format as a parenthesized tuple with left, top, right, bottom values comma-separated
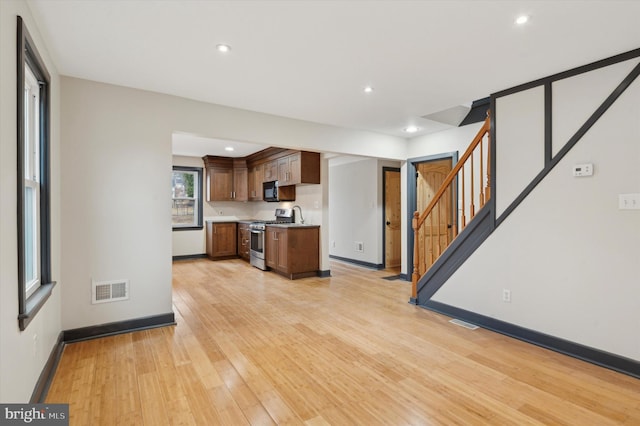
(206, 222, 237, 260)
(265, 225, 319, 279)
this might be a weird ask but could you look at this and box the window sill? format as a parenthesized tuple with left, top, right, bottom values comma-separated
(172, 226, 204, 232)
(19, 281, 57, 331)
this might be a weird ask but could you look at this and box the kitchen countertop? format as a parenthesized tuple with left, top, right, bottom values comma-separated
(265, 223, 320, 228)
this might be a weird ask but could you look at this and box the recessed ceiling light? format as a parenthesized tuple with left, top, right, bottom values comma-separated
(404, 126, 420, 133)
(216, 44, 231, 53)
(225, 146, 234, 152)
(515, 15, 529, 25)
(363, 86, 374, 93)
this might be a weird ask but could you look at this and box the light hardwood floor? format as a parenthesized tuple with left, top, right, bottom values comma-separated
(47, 259, 640, 425)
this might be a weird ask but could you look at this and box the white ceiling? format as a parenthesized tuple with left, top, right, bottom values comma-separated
(28, 0, 640, 153)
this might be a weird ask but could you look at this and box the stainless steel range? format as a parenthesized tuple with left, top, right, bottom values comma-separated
(249, 208, 294, 270)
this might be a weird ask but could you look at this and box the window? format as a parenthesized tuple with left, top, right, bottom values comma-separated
(17, 16, 54, 331)
(172, 166, 203, 230)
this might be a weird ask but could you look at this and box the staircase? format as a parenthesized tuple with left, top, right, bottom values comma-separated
(411, 113, 492, 302)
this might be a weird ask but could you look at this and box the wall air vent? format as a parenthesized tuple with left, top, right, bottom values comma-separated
(92, 279, 129, 304)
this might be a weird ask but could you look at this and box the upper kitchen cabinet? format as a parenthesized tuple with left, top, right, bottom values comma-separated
(263, 159, 278, 182)
(248, 163, 264, 201)
(203, 156, 248, 202)
(277, 151, 320, 185)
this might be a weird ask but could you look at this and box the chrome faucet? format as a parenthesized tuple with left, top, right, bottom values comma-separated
(292, 205, 305, 224)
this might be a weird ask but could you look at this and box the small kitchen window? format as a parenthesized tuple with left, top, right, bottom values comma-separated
(172, 166, 203, 230)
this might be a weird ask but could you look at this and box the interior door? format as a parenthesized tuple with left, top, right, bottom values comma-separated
(416, 158, 453, 274)
(384, 169, 401, 268)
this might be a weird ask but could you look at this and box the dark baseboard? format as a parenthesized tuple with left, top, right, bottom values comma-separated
(63, 312, 176, 343)
(329, 255, 383, 270)
(172, 254, 207, 261)
(32, 312, 176, 403)
(317, 270, 331, 278)
(422, 300, 640, 379)
(30, 331, 65, 403)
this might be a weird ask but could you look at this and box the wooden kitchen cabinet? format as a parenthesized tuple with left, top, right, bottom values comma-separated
(206, 222, 238, 259)
(237, 223, 251, 261)
(265, 225, 319, 279)
(277, 151, 320, 185)
(248, 163, 264, 201)
(207, 166, 234, 201)
(263, 159, 278, 182)
(203, 156, 248, 201)
(233, 160, 248, 201)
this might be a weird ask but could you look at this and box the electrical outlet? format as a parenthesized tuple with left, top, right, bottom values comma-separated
(331, 241, 336, 248)
(355, 241, 364, 253)
(502, 289, 511, 303)
(33, 334, 38, 355)
(217, 210, 224, 216)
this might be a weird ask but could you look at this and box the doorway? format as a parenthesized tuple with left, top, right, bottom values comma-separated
(383, 167, 401, 269)
(406, 152, 457, 277)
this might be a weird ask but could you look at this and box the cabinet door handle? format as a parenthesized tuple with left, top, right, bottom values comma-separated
(273, 232, 278, 241)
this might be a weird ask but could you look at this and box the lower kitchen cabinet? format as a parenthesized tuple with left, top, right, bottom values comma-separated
(238, 223, 251, 261)
(206, 222, 238, 260)
(265, 225, 319, 279)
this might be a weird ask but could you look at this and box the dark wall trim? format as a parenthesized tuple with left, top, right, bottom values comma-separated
(406, 152, 458, 277)
(172, 253, 207, 261)
(381, 167, 401, 269)
(495, 60, 640, 227)
(493, 47, 640, 99)
(30, 332, 64, 403)
(63, 312, 176, 343)
(317, 269, 331, 278)
(544, 82, 553, 166)
(422, 300, 640, 379)
(32, 313, 176, 402)
(329, 255, 383, 270)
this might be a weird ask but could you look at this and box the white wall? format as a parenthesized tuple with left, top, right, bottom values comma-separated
(432, 61, 640, 360)
(329, 158, 380, 265)
(0, 0, 62, 402)
(495, 86, 545, 217)
(62, 76, 406, 331)
(328, 157, 401, 266)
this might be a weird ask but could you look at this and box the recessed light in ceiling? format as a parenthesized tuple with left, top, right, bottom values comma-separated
(515, 15, 529, 25)
(216, 44, 231, 53)
(363, 86, 374, 93)
(404, 126, 420, 133)
(225, 146, 234, 152)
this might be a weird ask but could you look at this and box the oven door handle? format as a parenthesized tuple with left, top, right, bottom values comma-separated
(250, 229, 264, 234)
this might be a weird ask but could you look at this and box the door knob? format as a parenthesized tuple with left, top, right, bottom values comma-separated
(386, 221, 391, 225)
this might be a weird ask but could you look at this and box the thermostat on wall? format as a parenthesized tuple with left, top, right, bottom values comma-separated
(573, 163, 593, 177)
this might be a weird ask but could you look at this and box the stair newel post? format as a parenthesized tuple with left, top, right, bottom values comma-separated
(412, 211, 420, 300)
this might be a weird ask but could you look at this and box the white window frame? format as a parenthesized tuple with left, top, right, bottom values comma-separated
(24, 65, 41, 298)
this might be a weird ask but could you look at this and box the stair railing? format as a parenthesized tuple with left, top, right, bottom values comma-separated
(411, 113, 491, 299)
